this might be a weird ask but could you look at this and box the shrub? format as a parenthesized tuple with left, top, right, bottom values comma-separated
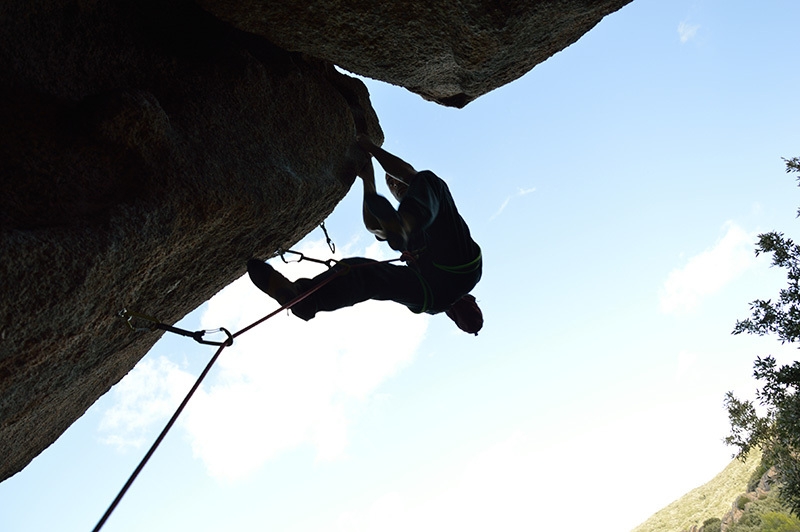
(729, 491, 797, 532)
(701, 517, 722, 532)
(737, 495, 751, 511)
(760, 511, 800, 532)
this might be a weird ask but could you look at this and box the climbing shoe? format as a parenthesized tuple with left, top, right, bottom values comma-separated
(247, 259, 297, 305)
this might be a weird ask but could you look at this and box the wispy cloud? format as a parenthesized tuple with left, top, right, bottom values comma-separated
(98, 356, 195, 450)
(658, 221, 756, 315)
(490, 197, 511, 220)
(678, 21, 700, 43)
(490, 187, 536, 221)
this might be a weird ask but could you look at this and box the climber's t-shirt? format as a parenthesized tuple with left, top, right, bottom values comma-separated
(399, 170, 482, 313)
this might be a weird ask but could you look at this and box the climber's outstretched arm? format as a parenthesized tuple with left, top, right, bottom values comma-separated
(357, 156, 378, 195)
(357, 157, 389, 239)
(358, 135, 417, 182)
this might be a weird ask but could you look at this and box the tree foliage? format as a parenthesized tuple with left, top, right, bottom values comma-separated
(727, 157, 800, 515)
(733, 158, 800, 344)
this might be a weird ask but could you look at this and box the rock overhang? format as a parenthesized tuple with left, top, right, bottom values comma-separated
(0, 0, 633, 481)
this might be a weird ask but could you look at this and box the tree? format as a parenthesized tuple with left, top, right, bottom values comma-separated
(726, 156, 800, 515)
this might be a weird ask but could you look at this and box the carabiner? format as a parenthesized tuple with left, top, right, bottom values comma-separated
(278, 249, 337, 269)
(194, 327, 234, 347)
(279, 249, 304, 264)
(320, 221, 336, 254)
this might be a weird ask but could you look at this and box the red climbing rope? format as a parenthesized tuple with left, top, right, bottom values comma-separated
(94, 252, 409, 532)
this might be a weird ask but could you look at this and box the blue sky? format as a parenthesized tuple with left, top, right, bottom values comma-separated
(3, 1, 800, 530)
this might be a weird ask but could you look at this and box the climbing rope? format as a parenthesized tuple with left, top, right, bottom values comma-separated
(95, 249, 409, 532)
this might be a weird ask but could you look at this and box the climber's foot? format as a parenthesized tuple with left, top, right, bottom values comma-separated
(247, 259, 297, 305)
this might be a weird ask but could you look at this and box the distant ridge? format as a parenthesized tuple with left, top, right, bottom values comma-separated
(632, 449, 762, 532)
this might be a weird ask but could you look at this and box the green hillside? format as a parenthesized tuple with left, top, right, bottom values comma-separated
(632, 449, 763, 532)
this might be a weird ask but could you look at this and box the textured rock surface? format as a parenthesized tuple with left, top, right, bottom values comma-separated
(0, 0, 380, 482)
(0, 0, 631, 482)
(199, 0, 633, 107)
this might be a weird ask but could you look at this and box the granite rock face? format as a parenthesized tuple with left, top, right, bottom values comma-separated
(0, 0, 380, 482)
(0, 0, 631, 481)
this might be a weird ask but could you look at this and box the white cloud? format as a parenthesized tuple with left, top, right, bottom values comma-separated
(98, 356, 195, 450)
(489, 196, 511, 220)
(328, 432, 545, 532)
(180, 238, 428, 480)
(659, 222, 756, 315)
(324, 426, 684, 532)
(678, 21, 700, 43)
(322, 401, 739, 532)
(490, 186, 536, 221)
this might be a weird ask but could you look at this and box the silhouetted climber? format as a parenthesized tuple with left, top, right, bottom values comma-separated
(247, 136, 483, 334)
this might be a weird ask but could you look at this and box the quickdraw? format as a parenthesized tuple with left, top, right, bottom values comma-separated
(118, 309, 233, 347)
(319, 221, 335, 253)
(279, 248, 338, 269)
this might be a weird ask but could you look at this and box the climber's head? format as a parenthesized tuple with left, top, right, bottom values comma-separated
(445, 294, 483, 335)
(386, 173, 411, 202)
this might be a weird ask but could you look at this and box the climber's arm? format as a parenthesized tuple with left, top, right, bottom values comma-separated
(357, 135, 417, 182)
(357, 157, 389, 238)
(362, 203, 388, 240)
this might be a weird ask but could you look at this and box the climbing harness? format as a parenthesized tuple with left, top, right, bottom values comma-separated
(434, 250, 483, 274)
(96, 249, 409, 532)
